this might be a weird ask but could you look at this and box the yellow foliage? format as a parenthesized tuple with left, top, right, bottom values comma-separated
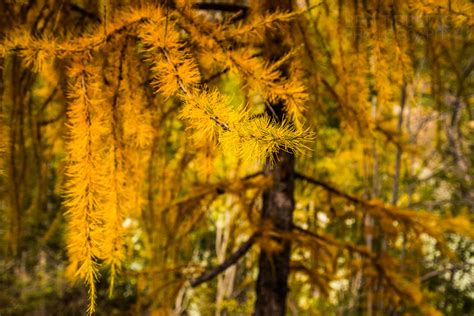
(139, 18, 201, 97)
(3, 1, 471, 315)
(180, 89, 312, 163)
(64, 62, 106, 315)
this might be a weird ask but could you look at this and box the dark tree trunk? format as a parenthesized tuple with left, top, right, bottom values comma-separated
(254, 1, 295, 315)
(255, 149, 295, 315)
(188, 1, 296, 314)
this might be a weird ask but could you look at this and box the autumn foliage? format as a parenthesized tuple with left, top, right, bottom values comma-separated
(0, 0, 472, 315)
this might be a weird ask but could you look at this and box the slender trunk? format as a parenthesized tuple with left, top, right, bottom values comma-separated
(215, 202, 236, 316)
(445, 95, 473, 211)
(366, 91, 378, 316)
(254, 1, 294, 315)
(364, 214, 374, 316)
(391, 84, 406, 206)
(386, 85, 407, 316)
(404, 83, 415, 266)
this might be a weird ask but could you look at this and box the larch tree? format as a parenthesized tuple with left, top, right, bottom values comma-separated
(0, 0, 472, 315)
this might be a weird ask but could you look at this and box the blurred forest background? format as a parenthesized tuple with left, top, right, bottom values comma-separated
(0, 0, 473, 315)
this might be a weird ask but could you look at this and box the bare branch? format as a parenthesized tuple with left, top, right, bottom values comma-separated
(421, 263, 473, 282)
(192, 2, 249, 14)
(190, 233, 258, 287)
(292, 224, 373, 258)
(295, 172, 364, 206)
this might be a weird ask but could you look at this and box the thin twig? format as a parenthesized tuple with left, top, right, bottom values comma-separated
(190, 233, 259, 287)
(295, 172, 363, 205)
(421, 263, 472, 282)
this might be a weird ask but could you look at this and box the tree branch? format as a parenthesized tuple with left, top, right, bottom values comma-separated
(68, 3, 102, 23)
(295, 172, 364, 206)
(292, 224, 373, 258)
(421, 263, 472, 282)
(190, 233, 258, 287)
(38, 108, 66, 126)
(192, 2, 249, 14)
(294, 172, 423, 231)
(292, 225, 414, 303)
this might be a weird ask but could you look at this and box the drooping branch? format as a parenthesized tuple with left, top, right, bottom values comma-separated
(68, 3, 102, 23)
(190, 232, 259, 287)
(294, 172, 473, 249)
(295, 171, 408, 220)
(295, 172, 436, 233)
(291, 224, 419, 306)
(295, 172, 365, 206)
(37, 107, 66, 126)
(291, 224, 373, 258)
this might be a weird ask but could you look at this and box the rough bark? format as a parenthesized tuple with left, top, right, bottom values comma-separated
(254, 1, 295, 315)
(255, 149, 295, 316)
